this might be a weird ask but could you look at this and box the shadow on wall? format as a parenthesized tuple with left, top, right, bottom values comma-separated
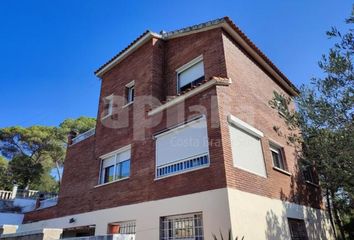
(265, 165, 334, 240)
(265, 205, 332, 240)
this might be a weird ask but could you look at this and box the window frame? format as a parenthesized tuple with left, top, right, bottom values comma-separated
(103, 95, 114, 118)
(154, 115, 210, 180)
(176, 55, 205, 94)
(287, 218, 309, 240)
(108, 221, 136, 235)
(302, 164, 318, 186)
(98, 145, 131, 185)
(125, 80, 135, 105)
(160, 212, 204, 240)
(227, 115, 267, 178)
(269, 143, 287, 171)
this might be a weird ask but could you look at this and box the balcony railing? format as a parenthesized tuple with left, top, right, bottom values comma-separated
(15, 189, 39, 199)
(0, 190, 13, 200)
(63, 234, 135, 240)
(72, 128, 95, 145)
(0, 187, 57, 200)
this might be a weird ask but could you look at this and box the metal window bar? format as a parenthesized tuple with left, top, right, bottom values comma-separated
(118, 221, 136, 234)
(160, 213, 204, 240)
(157, 154, 209, 178)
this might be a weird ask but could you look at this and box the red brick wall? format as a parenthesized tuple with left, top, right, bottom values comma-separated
(164, 28, 228, 96)
(218, 31, 322, 208)
(24, 27, 321, 223)
(24, 29, 228, 223)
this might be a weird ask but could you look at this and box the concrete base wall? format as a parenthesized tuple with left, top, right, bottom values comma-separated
(19, 188, 231, 239)
(227, 188, 335, 240)
(18, 188, 334, 240)
(1, 228, 62, 240)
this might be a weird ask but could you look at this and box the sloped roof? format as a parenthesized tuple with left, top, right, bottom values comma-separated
(95, 17, 299, 96)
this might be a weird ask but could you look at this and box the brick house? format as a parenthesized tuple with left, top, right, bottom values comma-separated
(18, 17, 333, 239)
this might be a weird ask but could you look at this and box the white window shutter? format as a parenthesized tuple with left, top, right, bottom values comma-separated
(178, 61, 204, 88)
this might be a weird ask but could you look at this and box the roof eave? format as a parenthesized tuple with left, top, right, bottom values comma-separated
(220, 22, 299, 96)
(95, 31, 161, 78)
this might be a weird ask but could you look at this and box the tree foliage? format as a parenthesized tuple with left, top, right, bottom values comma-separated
(269, 7, 354, 239)
(0, 116, 96, 192)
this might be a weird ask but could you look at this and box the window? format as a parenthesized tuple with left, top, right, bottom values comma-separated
(100, 146, 131, 184)
(177, 56, 205, 93)
(270, 144, 286, 170)
(160, 213, 203, 240)
(228, 115, 267, 177)
(288, 218, 309, 240)
(302, 165, 316, 184)
(125, 81, 135, 104)
(104, 96, 113, 117)
(108, 221, 136, 235)
(155, 116, 209, 178)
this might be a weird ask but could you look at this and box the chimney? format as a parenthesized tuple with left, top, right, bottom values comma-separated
(67, 130, 79, 145)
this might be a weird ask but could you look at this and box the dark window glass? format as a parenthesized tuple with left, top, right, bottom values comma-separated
(126, 86, 135, 103)
(270, 146, 286, 170)
(116, 160, 130, 179)
(288, 218, 309, 240)
(302, 165, 317, 184)
(179, 76, 205, 92)
(104, 165, 114, 183)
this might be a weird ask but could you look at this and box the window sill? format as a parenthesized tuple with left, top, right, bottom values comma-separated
(234, 166, 267, 178)
(273, 167, 292, 176)
(122, 101, 134, 108)
(305, 180, 319, 188)
(94, 177, 129, 188)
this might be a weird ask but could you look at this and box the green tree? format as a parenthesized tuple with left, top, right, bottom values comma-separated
(269, 7, 354, 239)
(59, 116, 96, 134)
(0, 156, 11, 190)
(53, 116, 96, 185)
(0, 116, 96, 191)
(8, 155, 44, 188)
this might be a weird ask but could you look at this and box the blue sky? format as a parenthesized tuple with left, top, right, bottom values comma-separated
(0, 0, 352, 128)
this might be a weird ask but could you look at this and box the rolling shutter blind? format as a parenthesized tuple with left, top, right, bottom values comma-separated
(155, 117, 209, 167)
(229, 123, 266, 177)
(102, 155, 115, 168)
(178, 61, 204, 88)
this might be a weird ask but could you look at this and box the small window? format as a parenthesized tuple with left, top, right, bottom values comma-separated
(302, 165, 316, 184)
(160, 213, 203, 240)
(100, 147, 131, 184)
(270, 144, 286, 170)
(104, 96, 113, 117)
(108, 221, 136, 235)
(177, 56, 205, 93)
(288, 218, 309, 240)
(125, 81, 135, 104)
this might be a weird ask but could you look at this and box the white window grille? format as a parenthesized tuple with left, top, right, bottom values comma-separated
(160, 213, 204, 240)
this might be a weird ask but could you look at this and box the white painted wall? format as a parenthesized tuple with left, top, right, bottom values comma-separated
(0, 213, 23, 225)
(19, 188, 231, 240)
(227, 188, 335, 240)
(18, 188, 334, 240)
